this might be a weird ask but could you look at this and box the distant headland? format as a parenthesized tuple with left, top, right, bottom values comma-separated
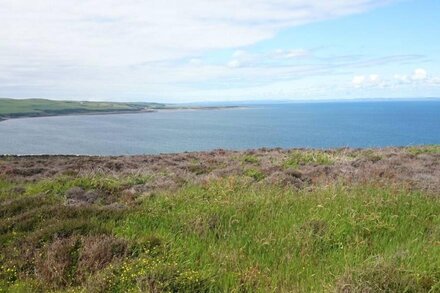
(0, 98, 240, 121)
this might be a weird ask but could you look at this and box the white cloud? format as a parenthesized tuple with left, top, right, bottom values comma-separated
(411, 68, 427, 80)
(0, 0, 397, 101)
(227, 50, 256, 68)
(352, 75, 366, 87)
(352, 74, 382, 88)
(429, 77, 440, 85)
(189, 58, 203, 66)
(1, 0, 393, 68)
(394, 74, 409, 83)
(350, 68, 440, 94)
(393, 69, 433, 85)
(273, 49, 310, 59)
(369, 74, 380, 83)
(232, 50, 249, 59)
(227, 60, 243, 68)
(226, 48, 311, 69)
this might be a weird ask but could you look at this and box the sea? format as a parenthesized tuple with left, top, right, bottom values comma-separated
(0, 101, 439, 155)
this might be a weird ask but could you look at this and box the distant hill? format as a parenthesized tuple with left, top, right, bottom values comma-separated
(0, 98, 167, 120)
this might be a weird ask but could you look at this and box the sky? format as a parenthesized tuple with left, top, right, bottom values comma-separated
(1, 0, 440, 103)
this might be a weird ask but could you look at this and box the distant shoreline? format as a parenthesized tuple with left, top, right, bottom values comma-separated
(0, 106, 243, 123)
(0, 98, 245, 123)
(0, 109, 156, 122)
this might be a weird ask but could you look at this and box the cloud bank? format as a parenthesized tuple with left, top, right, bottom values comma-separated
(3, 0, 435, 102)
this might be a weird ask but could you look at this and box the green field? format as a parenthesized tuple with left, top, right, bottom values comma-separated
(0, 98, 166, 119)
(0, 147, 439, 292)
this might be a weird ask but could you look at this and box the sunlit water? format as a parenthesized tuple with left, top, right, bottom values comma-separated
(1, 101, 439, 155)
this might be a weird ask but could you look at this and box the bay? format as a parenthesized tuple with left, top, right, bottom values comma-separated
(0, 101, 439, 155)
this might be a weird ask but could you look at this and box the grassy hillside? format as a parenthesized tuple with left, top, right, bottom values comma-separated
(0, 146, 439, 292)
(0, 98, 166, 119)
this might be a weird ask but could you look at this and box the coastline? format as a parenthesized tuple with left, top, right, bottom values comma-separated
(0, 109, 157, 123)
(0, 105, 243, 123)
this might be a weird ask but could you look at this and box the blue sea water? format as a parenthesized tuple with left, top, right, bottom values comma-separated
(0, 101, 439, 155)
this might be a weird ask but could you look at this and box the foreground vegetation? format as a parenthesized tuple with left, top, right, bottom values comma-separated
(0, 147, 439, 292)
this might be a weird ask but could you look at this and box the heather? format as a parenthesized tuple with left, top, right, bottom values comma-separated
(0, 146, 439, 292)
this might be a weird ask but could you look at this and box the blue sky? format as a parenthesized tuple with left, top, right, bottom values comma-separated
(0, 0, 439, 102)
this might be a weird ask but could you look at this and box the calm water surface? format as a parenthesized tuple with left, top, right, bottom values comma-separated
(0, 101, 439, 155)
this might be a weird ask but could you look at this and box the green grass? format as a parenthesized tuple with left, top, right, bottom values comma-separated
(241, 154, 260, 164)
(0, 175, 439, 292)
(114, 180, 439, 292)
(244, 168, 265, 181)
(25, 174, 152, 198)
(284, 150, 334, 169)
(407, 145, 440, 155)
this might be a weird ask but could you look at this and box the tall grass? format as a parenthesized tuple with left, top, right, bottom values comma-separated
(0, 175, 439, 291)
(25, 174, 151, 197)
(115, 178, 440, 292)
